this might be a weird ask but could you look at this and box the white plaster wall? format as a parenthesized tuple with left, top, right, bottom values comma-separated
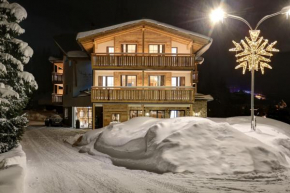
(171, 71, 191, 86)
(94, 71, 114, 86)
(171, 41, 190, 54)
(95, 40, 114, 53)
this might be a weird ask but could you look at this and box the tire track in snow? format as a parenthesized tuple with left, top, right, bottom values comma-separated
(22, 127, 290, 193)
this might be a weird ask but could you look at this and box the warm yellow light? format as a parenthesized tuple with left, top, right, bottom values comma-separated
(210, 8, 226, 23)
(230, 30, 279, 74)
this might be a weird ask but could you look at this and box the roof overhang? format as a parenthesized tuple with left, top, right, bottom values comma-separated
(77, 19, 212, 56)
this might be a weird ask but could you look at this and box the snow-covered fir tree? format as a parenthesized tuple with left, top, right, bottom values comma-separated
(0, 0, 37, 153)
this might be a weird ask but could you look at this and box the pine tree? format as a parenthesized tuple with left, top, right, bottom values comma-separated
(0, 0, 37, 153)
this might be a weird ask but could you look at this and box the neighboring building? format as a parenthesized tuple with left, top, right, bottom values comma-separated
(49, 57, 64, 105)
(76, 19, 213, 128)
(49, 35, 93, 128)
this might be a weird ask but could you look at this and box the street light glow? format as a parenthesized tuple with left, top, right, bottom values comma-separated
(210, 8, 226, 23)
(281, 6, 290, 19)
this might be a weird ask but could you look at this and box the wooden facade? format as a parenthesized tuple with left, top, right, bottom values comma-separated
(77, 19, 212, 128)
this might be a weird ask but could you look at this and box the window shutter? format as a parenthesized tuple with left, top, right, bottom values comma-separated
(161, 75, 165, 86)
(180, 77, 185, 86)
(162, 45, 165, 53)
(98, 76, 103, 86)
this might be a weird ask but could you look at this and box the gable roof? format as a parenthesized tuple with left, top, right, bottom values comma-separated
(77, 19, 212, 57)
(77, 19, 211, 41)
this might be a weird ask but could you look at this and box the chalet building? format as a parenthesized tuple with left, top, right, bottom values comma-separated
(76, 19, 213, 129)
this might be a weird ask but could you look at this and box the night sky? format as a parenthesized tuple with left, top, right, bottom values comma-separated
(17, 0, 290, 105)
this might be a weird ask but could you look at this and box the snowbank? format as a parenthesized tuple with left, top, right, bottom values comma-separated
(0, 144, 26, 193)
(77, 117, 290, 174)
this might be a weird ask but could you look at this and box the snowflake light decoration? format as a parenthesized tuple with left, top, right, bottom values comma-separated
(229, 30, 279, 74)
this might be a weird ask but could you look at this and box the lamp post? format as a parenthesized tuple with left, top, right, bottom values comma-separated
(210, 6, 290, 131)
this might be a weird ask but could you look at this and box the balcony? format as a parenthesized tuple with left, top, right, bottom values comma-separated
(52, 72, 63, 82)
(52, 94, 63, 104)
(91, 53, 195, 70)
(91, 86, 195, 103)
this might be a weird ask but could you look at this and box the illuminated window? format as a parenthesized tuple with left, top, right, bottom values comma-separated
(98, 76, 114, 87)
(107, 46, 114, 53)
(112, 114, 120, 122)
(149, 76, 165, 86)
(170, 110, 185, 118)
(149, 44, 165, 53)
(171, 47, 178, 55)
(149, 110, 165, 118)
(172, 77, 185, 86)
(122, 44, 137, 53)
(121, 75, 137, 86)
(130, 110, 143, 119)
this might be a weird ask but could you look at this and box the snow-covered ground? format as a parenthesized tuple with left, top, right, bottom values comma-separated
(22, 118, 290, 193)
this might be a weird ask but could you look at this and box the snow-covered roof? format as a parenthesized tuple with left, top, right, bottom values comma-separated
(67, 51, 88, 58)
(48, 56, 62, 63)
(77, 19, 212, 43)
(195, 93, 214, 101)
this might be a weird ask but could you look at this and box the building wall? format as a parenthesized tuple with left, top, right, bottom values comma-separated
(93, 70, 192, 87)
(95, 40, 114, 53)
(103, 104, 129, 126)
(63, 57, 92, 107)
(94, 29, 190, 54)
(193, 100, 207, 117)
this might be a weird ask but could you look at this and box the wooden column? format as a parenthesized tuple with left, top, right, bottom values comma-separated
(142, 26, 145, 53)
(189, 104, 193, 116)
(92, 103, 95, 130)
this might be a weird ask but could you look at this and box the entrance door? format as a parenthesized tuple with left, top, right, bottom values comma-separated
(94, 107, 103, 129)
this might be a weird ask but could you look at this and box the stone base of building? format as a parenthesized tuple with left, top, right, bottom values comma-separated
(92, 100, 208, 129)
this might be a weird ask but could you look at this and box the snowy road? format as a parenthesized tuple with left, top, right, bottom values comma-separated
(22, 126, 290, 193)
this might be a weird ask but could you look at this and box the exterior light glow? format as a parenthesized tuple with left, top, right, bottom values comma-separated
(281, 6, 290, 19)
(230, 30, 279, 74)
(210, 8, 226, 23)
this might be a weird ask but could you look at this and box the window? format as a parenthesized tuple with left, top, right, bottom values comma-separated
(149, 75, 165, 86)
(130, 110, 143, 119)
(112, 113, 120, 122)
(121, 75, 137, 86)
(150, 110, 165, 118)
(98, 76, 114, 87)
(171, 47, 178, 55)
(149, 44, 165, 53)
(172, 77, 185, 86)
(170, 110, 185, 118)
(122, 44, 137, 53)
(107, 46, 114, 53)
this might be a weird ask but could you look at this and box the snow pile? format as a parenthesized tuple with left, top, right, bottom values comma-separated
(0, 144, 26, 193)
(76, 117, 290, 174)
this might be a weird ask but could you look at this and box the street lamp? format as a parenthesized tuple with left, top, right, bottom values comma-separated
(210, 6, 290, 131)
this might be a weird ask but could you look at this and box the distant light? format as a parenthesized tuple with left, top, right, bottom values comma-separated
(210, 8, 226, 23)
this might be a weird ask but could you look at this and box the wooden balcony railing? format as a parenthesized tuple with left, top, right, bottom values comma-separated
(52, 94, 63, 103)
(91, 53, 195, 70)
(91, 86, 195, 103)
(52, 72, 63, 82)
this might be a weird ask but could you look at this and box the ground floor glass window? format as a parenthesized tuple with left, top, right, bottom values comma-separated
(149, 110, 165, 118)
(73, 107, 92, 128)
(170, 110, 185, 118)
(129, 110, 143, 119)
